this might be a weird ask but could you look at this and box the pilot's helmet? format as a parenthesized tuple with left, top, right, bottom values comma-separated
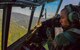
(64, 4, 80, 23)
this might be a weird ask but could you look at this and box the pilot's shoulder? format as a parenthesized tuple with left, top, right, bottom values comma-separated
(54, 32, 70, 46)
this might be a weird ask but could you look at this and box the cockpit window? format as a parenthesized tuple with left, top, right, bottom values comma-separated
(31, 0, 61, 29)
(31, 6, 42, 29)
(0, 9, 3, 50)
(44, 0, 60, 19)
(8, 7, 31, 46)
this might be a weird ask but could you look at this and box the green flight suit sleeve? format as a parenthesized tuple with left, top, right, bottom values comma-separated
(54, 33, 70, 47)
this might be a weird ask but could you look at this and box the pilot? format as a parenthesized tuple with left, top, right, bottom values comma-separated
(53, 4, 80, 50)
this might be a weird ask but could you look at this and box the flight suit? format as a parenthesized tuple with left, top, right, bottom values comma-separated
(54, 28, 80, 50)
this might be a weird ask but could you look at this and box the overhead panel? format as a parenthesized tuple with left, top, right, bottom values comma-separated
(0, 0, 47, 8)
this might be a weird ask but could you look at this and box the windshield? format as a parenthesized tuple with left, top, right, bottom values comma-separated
(44, 0, 60, 19)
(31, 6, 42, 29)
(0, 9, 3, 50)
(8, 7, 31, 46)
(31, 0, 61, 28)
(7, 0, 61, 46)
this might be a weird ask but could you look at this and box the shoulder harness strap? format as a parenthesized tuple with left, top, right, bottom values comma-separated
(63, 31, 76, 43)
(63, 28, 80, 43)
(68, 28, 80, 34)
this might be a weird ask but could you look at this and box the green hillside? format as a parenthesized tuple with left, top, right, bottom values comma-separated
(0, 16, 27, 50)
(8, 20, 27, 46)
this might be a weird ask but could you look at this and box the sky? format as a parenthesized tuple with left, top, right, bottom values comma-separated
(44, 0, 60, 18)
(12, 0, 60, 19)
(59, 0, 80, 13)
(12, 0, 80, 18)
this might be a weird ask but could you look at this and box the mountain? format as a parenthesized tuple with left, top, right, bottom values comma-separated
(0, 9, 45, 29)
(11, 12, 45, 29)
(11, 12, 30, 29)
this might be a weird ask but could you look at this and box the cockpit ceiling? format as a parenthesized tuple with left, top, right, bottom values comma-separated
(0, 0, 56, 8)
(0, 0, 45, 7)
